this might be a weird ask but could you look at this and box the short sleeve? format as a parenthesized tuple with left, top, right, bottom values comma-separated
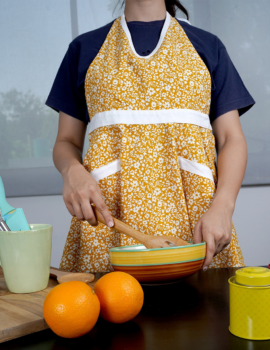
(45, 43, 88, 124)
(209, 40, 255, 123)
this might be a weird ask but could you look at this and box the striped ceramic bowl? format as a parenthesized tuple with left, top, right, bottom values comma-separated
(109, 242, 206, 283)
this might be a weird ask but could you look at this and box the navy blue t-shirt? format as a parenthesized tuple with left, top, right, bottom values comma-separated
(45, 18, 255, 124)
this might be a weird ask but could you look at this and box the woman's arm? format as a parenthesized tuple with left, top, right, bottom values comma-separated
(193, 109, 247, 269)
(53, 112, 114, 227)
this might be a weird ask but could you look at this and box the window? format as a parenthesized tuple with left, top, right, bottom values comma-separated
(181, 0, 270, 185)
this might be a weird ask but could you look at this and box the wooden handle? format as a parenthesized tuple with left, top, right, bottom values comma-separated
(92, 206, 148, 245)
(91, 206, 190, 247)
(50, 268, 94, 284)
(50, 267, 74, 279)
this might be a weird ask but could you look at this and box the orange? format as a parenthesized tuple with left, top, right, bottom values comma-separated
(43, 281, 100, 338)
(94, 271, 144, 323)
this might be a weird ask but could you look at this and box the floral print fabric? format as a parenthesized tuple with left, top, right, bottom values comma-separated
(59, 15, 245, 272)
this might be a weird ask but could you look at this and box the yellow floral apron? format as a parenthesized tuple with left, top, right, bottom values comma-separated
(60, 12, 245, 272)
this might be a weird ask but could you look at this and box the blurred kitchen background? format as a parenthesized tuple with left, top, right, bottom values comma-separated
(0, 0, 269, 267)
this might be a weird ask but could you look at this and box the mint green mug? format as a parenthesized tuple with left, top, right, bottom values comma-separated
(0, 224, 52, 293)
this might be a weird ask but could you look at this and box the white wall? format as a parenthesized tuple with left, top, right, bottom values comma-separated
(232, 186, 270, 267)
(7, 186, 270, 268)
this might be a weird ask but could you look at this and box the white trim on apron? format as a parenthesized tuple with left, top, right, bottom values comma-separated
(88, 109, 212, 134)
(90, 157, 214, 183)
(120, 11, 171, 59)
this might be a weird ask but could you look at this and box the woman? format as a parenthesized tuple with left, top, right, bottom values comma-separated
(46, 0, 255, 273)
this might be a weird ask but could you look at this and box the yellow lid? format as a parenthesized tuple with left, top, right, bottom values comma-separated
(235, 267, 270, 286)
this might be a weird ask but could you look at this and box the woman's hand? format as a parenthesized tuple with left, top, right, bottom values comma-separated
(53, 112, 114, 228)
(193, 109, 247, 270)
(193, 199, 233, 270)
(62, 163, 114, 227)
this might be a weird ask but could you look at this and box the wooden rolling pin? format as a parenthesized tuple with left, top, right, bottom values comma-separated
(92, 206, 190, 248)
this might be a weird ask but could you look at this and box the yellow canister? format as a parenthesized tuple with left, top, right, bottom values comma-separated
(229, 266, 270, 340)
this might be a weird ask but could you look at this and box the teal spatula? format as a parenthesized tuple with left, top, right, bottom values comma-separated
(0, 177, 30, 231)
